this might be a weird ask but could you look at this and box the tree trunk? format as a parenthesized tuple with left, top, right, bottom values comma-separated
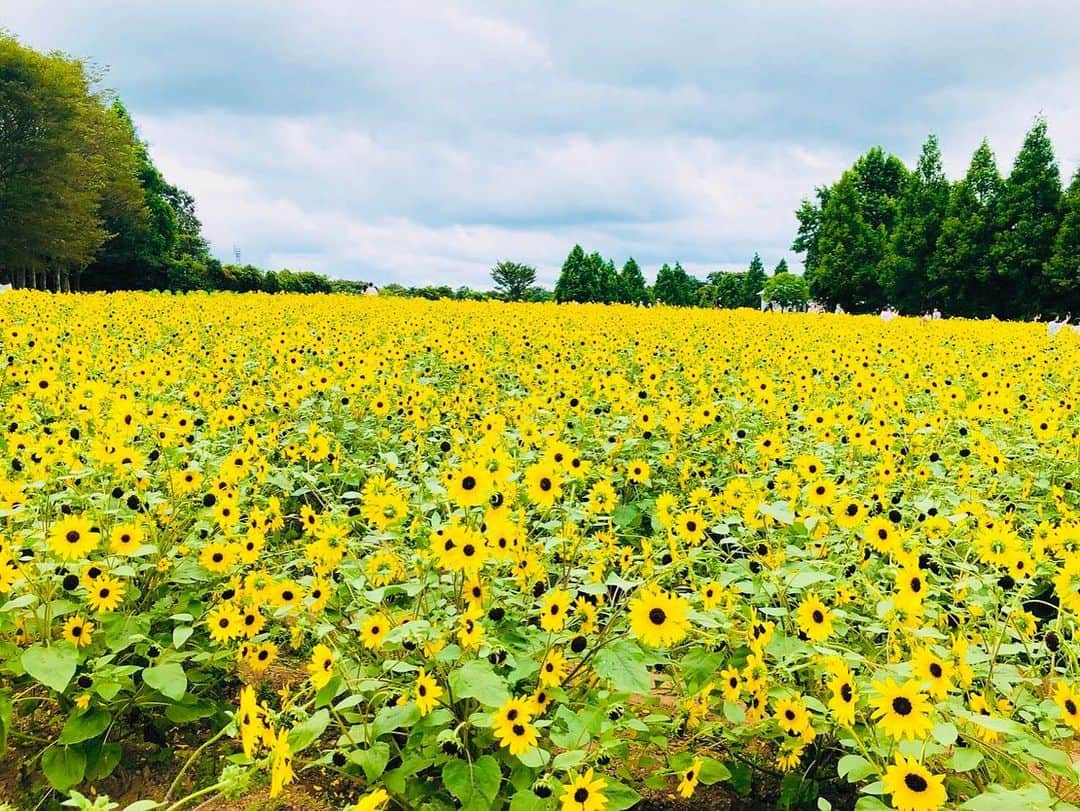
(54, 268, 62, 292)
(61, 269, 71, 293)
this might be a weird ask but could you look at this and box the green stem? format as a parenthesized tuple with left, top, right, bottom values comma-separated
(162, 780, 227, 811)
(163, 725, 230, 802)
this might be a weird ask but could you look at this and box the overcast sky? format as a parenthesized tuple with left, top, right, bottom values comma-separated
(5, 1, 1079, 287)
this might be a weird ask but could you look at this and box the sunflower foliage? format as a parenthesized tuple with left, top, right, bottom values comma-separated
(0, 291, 1079, 811)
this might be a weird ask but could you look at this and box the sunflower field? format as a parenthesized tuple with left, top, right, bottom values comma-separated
(1, 291, 1079, 811)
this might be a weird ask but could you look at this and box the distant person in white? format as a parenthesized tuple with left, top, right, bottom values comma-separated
(1047, 314, 1070, 337)
(880, 306, 897, 322)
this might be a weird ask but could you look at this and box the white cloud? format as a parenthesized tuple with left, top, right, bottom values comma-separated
(6, 0, 1079, 286)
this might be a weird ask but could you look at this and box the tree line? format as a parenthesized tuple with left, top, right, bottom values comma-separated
(0, 33, 362, 294)
(793, 121, 1080, 318)
(546, 245, 808, 309)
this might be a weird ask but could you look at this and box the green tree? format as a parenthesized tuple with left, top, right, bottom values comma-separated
(809, 170, 885, 312)
(0, 34, 136, 290)
(927, 140, 1002, 317)
(554, 244, 589, 303)
(0, 34, 202, 293)
(699, 271, 745, 308)
(742, 252, 767, 307)
(990, 118, 1062, 318)
(653, 262, 697, 306)
(81, 101, 177, 291)
(852, 147, 908, 233)
(882, 134, 949, 312)
(490, 260, 536, 301)
(762, 273, 810, 310)
(792, 187, 830, 279)
(596, 256, 620, 303)
(618, 257, 648, 303)
(773, 258, 789, 275)
(1045, 169, 1080, 315)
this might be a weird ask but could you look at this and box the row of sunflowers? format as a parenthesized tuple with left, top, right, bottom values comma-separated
(1, 291, 1079, 811)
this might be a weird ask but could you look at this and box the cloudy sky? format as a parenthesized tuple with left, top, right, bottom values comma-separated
(6, 2, 1080, 287)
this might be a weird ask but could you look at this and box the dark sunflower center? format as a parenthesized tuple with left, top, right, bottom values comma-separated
(892, 696, 913, 716)
(812, 610, 824, 624)
(841, 683, 853, 702)
(461, 475, 476, 491)
(929, 663, 942, 678)
(539, 477, 552, 492)
(648, 607, 667, 625)
(66, 530, 80, 543)
(574, 788, 590, 803)
(904, 773, 928, 792)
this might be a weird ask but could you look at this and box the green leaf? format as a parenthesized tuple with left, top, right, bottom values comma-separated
(853, 798, 891, 811)
(947, 747, 984, 772)
(837, 754, 877, 782)
(931, 721, 958, 746)
(549, 706, 600, 751)
(0, 689, 11, 754)
(21, 644, 78, 693)
(58, 708, 112, 745)
(509, 794, 550, 811)
(788, 569, 833, 590)
(698, 756, 731, 785)
(678, 649, 725, 692)
(728, 761, 753, 796)
(172, 626, 193, 648)
(143, 662, 187, 701)
(443, 755, 502, 806)
(959, 783, 1055, 810)
(602, 779, 641, 811)
(123, 803, 162, 811)
(780, 773, 818, 809)
(315, 673, 343, 707)
(449, 660, 510, 708)
(103, 614, 150, 652)
(552, 749, 588, 770)
(517, 746, 550, 768)
(42, 744, 87, 790)
(164, 698, 216, 723)
(612, 503, 639, 528)
(349, 741, 390, 781)
(473, 755, 501, 802)
(593, 638, 651, 693)
(723, 701, 745, 724)
(86, 741, 122, 781)
(372, 702, 420, 737)
(288, 709, 330, 753)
